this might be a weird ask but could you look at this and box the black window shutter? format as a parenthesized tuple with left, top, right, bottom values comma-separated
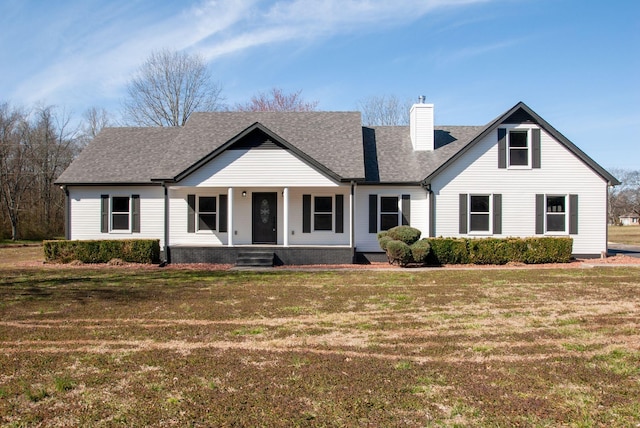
(369, 194, 378, 233)
(498, 128, 507, 169)
(532, 128, 541, 169)
(401, 194, 410, 226)
(131, 195, 140, 233)
(335, 194, 344, 233)
(187, 194, 196, 233)
(219, 195, 228, 233)
(459, 194, 468, 234)
(493, 194, 502, 235)
(101, 194, 109, 233)
(302, 194, 311, 233)
(535, 194, 544, 234)
(569, 194, 578, 235)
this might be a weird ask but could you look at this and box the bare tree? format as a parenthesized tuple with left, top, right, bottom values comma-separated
(122, 49, 223, 126)
(608, 168, 640, 224)
(79, 106, 112, 145)
(28, 106, 78, 232)
(234, 88, 318, 112)
(358, 94, 412, 126)
(0, 103, 30, 240)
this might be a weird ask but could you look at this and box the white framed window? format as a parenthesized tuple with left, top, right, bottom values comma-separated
(314, 196, 333, 231)
(198, 196, 217, 231)
(546, 195, 566, 233)
(469, 194, 491, 233)
(111, 196, 130, 231)
(380, 196, 400, 231)
(508, 129, 530, 167)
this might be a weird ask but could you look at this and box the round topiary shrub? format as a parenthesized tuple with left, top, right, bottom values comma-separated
(386, 239, 412, 267)
(378, 235, 393, 251)
(410, 239, 431, 265)
(386, 226, 422, 246)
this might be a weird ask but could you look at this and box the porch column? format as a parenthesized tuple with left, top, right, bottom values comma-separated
(228, 187, 234, 246)
(283, 187, 289, 247)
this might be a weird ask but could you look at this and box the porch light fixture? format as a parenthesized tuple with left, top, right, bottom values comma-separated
(242, 191, 247, 197)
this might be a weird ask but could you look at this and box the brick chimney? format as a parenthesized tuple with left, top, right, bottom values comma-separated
(410, 95, 434, 151)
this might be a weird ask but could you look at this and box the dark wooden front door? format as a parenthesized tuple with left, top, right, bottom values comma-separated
(252, 192, 277, 244)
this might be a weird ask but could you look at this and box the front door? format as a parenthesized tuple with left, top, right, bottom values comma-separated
(252, 192, 277, 244)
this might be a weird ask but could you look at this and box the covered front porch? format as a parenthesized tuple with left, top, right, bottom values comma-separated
(165, 185, 356, 265)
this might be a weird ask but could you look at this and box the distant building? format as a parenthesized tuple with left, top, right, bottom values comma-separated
(620, 213, 640, 226)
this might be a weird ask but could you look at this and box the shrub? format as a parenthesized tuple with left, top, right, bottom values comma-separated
(44, 239, 160, 264)
(467, 238, 512, 265)
(410, 239, 431, 264)
(426, 238, 470, 265)
(378, 235, 393, 251)
(385, 240, 413, 266)
(423, 237, 573, 266)
(522, 237, 573, 264)
(385, 226, 422, 246)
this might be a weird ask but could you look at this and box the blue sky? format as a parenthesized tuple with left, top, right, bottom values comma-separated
(1, 0, 638, 169)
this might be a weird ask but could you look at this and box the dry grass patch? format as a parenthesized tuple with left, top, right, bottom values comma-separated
(609, 224, 640, 245)
(1, 262, 639, 426)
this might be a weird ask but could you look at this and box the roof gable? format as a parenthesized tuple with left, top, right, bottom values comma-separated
(423, 102, 620, 186)
(169, 122, 344, 183)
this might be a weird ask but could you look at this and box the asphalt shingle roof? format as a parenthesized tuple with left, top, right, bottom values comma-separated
(56, 103, 618, 187)
(57, 111, 366, 184)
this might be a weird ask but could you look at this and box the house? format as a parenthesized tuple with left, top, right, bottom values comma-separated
(620, 213, 640, 226)
(55, 100, 619, 265)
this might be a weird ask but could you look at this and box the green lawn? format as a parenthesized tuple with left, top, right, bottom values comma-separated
(1, 250, 639, 426)
(609, 225, 640, 245)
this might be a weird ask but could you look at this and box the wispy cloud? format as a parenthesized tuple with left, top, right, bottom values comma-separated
(4, 0, 491, 110)
(432, 38, 525, 66)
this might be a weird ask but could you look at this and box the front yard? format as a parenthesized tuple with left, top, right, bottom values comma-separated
(1, 249, 639, 427)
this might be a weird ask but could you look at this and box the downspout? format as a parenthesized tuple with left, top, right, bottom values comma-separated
(422, 182, 434, 238)
(61, 185, 70, 240)
(350, 181, 356, 262)
(162, 183, 170, 265)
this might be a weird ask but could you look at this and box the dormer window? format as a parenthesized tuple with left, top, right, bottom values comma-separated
(508, 130, 529, 166)
(498, 127, 541, 169)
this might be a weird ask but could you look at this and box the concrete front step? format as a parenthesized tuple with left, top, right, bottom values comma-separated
(235, 251, 275, 267)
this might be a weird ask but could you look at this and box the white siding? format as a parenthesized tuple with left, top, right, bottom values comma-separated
(68, 185, 165, 247)
(287, 188, 351, 246)
(354, 186, 428, 252)
(431, 127, 609, 255)
(169, 187, 229, 246)
(178, 149, 339, 188)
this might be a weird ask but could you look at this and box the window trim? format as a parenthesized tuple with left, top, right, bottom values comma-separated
(313, 196, 333, 232)
(468, 194, 492, 235)
(379, 195, 400, 231)
(545, 194, 568, 235)
(507, 128, 532, 169)
(197, 195, 217, 232)
(110, 195, 131, 232)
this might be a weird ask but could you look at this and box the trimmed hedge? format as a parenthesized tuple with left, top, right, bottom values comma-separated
(424, 237, 573, 265)
(44, 239, 161, 264)
(378, 228, 573, 266)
